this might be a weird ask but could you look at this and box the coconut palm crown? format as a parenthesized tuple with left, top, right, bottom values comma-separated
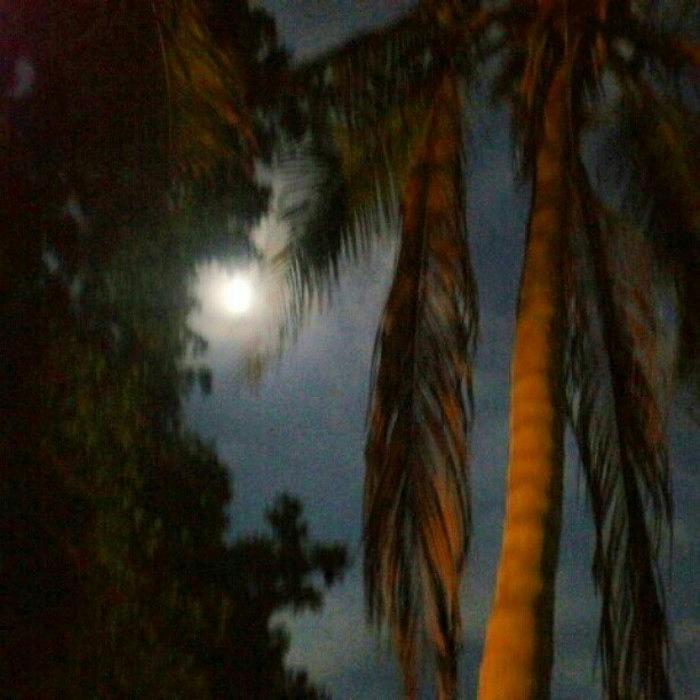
(266, 0, 699, 697)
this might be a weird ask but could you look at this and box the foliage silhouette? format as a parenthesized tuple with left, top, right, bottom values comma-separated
(1, 2, 346, 698)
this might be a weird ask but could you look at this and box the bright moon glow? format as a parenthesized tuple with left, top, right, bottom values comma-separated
(223, 276, 253, 315)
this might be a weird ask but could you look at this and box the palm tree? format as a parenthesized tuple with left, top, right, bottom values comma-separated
(266, 0, 699, 697)
(479, 2, 698, 697)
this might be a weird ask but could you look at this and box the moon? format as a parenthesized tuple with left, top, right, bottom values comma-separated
(223, 275, 253, 315)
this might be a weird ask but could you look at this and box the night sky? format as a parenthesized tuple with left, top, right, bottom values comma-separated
(185, 2, 700, 697)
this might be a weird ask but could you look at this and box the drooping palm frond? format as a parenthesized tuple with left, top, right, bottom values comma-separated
(270, 138, 353, 324)
(295, 9, 435, 127)
(364, 74, 477, 700)
(507, 2, 566, 172)
(263, 3, 488, 359)
(245, 130, 405, 374)
(565, 165, 673, 700)
(612, 3, 700, 85)
(266, 15, 444, 352)
(503, 0, 658, 183)
(602, 76, 700, 407)
(273, 74, 442, 322)
(333, 95, 434, 225)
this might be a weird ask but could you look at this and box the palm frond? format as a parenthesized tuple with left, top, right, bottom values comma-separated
(270, 138, 353, 325)
(613, 7, 700, 85)
(332, 94, 434, 225)
(264, 88, 438, 359)
(602, 77, 700, 403)
(294, 9, 436, 127)
(565, 166, 673, 699)
(511, 5, 563, 172)
(364, 74, 477, 699)
(265, 3, 491, 357)
(504, 3, 613, 174)
(240, 135, 395, 378)
(252, 12, 446, 360)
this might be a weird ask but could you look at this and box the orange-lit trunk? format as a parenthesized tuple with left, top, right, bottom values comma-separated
(478, 65, 568, 699)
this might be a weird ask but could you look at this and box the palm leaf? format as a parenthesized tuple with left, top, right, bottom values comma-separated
(614, 8, 700, 86)
(364, 73, 477, 699)
(602, 77, 700, 406)
(270, 138, 353, 326)
(243, 133, 395, 377)
(250, 11, 442, 359)
(265, 3, 489, 357)
(274, 88, 437, 311)
(333, 96, 433, 222)
(510, 4, 563, 172)
(295, 9, 436, 127)
(565, 166, 673, 699)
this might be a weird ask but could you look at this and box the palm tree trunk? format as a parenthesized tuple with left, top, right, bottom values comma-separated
(478, 65, 569, 699)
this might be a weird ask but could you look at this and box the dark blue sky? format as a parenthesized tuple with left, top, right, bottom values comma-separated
(186, 3, 700, 697)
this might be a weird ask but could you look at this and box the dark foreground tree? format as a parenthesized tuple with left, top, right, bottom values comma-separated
(1, 1, 346, 697)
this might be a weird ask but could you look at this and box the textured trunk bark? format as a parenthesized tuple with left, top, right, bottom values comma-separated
(478, 65, 568, 699)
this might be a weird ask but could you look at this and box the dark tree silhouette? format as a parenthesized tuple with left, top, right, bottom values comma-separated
(1, 2, 346, 697)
